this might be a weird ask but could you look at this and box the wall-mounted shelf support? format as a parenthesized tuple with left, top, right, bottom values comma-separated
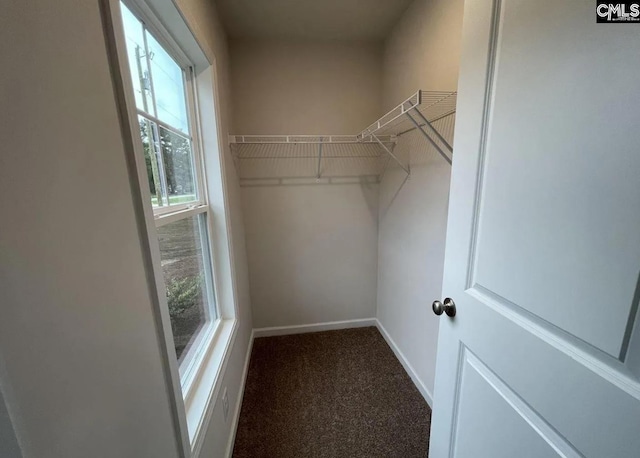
(360, 90, 457, 166)
(405, 109, 452, 165)
(371, 133, 409, 175)
(409, 106, 453, 152)
(316, 138, 323, 179)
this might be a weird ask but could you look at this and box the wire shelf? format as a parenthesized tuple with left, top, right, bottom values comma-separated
(231, 143, 388, 181)
(359, 91, 457, 139)
(228, 90, 457, 184)
(229, 135, 395, 144)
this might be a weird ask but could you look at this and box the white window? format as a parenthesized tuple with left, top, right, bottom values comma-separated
(111, 1, 238, 448)
(120, 2, 219, 381)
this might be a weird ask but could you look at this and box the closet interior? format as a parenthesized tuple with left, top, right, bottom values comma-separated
(219, 0, 465, 450)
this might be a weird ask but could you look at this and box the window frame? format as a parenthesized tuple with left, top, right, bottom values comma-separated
(124, 3, 205, 216)
(119, 0, 223, 394)
(105, 0, 241, 452)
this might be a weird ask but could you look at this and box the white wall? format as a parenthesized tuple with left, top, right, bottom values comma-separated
(377, 120, 455, 404)
(230, 40, 382, 329)
(382, 0, 463, 110)
(376, 0, 464, 402)
(0, 1, 253, 457)
(230, 40, 382, 134)
(0, 2, 180, 456)
(242, 184, 379, 328)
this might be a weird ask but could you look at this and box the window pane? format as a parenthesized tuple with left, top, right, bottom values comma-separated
(146, 31, 189, 133)
(121, 3, 155, 115)
(138, 116, 169, 207)
(158, 214, 215, 363)
(159, 126, 197, 205)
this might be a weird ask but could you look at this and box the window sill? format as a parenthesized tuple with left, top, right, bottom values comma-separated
(183, 317, 238, 449)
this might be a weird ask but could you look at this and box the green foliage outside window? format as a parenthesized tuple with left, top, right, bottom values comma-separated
(166, 275, 203, 319)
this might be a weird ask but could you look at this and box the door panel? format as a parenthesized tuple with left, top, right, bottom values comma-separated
(430, 0, 640, 457)
(473, 0, 640, 358)
(453, 290, 640, 457)
(453, 348, 576, 458)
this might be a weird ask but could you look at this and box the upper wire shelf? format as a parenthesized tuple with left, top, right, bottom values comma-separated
(228, 90, 457, 184)
(229, 135, 395, 145)
(359, 90, 457, 139)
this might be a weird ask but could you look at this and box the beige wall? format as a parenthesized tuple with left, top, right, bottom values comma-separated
(376, 0, 464, 403)
(242, 184, 379, 329)
(230, 40, 383, 134)
(229, 39, 383, 329)
(0, 2, 180, 456)
(382, 0, 464, 109)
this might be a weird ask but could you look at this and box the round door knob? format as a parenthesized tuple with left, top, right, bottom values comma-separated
(443, 298, 456, 317)
(432, 298, 456, 317)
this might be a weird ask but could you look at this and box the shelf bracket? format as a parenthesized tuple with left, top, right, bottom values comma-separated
(379, 155, 392, 184)
(316, 137, 323, 179)
(372, 133, 409, 175)
(411, 106, 454, 152)
(405, 108, 452, 165)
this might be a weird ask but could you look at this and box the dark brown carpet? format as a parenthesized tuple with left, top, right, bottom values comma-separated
(232, 327, 431, 458)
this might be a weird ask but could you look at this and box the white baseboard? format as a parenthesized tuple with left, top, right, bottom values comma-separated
(253, 318, 377, 338)
(224, 329, 255, 458)
(375, 319, 433, 407)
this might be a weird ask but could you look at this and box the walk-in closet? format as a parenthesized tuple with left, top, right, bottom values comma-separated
(5, 0, 640, 457)
(219, 0, 464, 455)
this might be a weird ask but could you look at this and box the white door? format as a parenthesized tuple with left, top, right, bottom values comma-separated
(430, 1, 640, 457)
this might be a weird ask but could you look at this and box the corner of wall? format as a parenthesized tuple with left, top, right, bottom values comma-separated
(376, 0, 464, 405)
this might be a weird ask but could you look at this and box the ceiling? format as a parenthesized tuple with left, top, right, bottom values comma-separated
(215, 0, 414, 42)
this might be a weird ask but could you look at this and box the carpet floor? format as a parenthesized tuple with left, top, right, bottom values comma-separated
(232, 327, 431, 457)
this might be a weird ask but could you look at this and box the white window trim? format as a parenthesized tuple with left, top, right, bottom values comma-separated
(120, 0, 221, 390)
(102, 0, 240, 455)
(126, 4, 205, 216)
